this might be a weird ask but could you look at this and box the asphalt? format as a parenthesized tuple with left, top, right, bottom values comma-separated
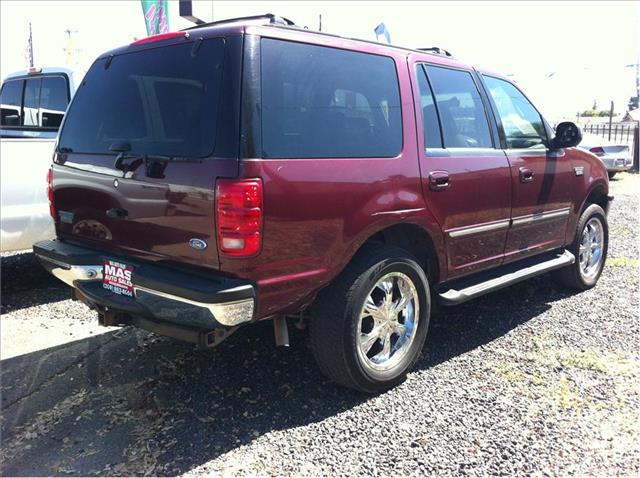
(1, 173, 638, 476)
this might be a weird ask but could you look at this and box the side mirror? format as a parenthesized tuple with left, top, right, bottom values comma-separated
(550, 121, 582, 149)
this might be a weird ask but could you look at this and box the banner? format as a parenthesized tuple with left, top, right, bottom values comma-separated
(140, 0, 170, 36)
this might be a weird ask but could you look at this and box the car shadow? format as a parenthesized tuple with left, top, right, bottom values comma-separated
(1, 252, 69, 313)
(1, 271, 573, 476)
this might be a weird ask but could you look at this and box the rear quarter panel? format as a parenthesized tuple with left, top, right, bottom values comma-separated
(226, 29, 446, 318)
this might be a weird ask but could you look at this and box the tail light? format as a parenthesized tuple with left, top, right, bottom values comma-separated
(131, 32, 188, 46)
(589, 147, 605, 156)
(47, 167, 56, 220)
(216, 179, 263, 257)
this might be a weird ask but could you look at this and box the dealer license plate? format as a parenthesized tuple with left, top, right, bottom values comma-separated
(102, 260, 134, 297)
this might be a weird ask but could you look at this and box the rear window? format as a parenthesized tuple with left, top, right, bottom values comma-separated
(0, 75, 68, 129)
(59, 39, 225, 157)
(0, 79, 23, 126)
(261, 39, 402, 158)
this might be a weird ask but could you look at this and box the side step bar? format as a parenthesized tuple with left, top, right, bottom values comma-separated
(438, 250, 575, 306)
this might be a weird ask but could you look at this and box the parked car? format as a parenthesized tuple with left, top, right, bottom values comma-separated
(578, 132, 633, 179)
(1, 67, 77, 252)
(34, 15, 611, 393)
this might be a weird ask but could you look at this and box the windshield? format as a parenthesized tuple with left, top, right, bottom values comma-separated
(59, 38, 225, 157)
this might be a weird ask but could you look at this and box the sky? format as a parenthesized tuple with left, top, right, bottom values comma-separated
(1, 1, 638, 122)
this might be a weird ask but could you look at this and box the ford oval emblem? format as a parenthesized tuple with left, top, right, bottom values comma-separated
(189, 238, 208, 250)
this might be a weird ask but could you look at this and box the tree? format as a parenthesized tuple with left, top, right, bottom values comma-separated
(592, 100, 597, 110)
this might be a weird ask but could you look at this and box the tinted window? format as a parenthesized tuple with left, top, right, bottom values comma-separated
(483, 76, 547, 149)
(261, 39, 402, 158)
(23, 78, 41, 127)
(0, 79, 23, 126)
(40, 76, 68, 128)
(416, 65, 442, 149)
(59, 39, 225, 157)
(426, 66, 492, 148)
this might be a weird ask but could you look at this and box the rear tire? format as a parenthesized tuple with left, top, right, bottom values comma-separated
(608, 172, 617, 180)
(554, 204, 608, 290)
(309, 245, 430, 393)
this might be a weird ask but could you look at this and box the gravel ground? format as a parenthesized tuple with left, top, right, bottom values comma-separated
(1, 173, 638, 477)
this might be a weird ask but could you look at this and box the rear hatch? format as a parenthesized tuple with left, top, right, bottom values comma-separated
(53, 33, 242, 270)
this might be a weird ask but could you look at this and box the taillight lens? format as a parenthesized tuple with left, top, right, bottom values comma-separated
(216, 179, 263, 257)
(47, 167, 56, 220)
(590, 147, 605, 156)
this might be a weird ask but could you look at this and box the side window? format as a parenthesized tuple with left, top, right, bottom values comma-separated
(425, 65, 492, 149)
(483, 76, 547, 149)
(23, 78, 41, 127)
(261, 39, 402, 158)
(0, 79, 23, 126)
(39, 76, 69, 128)
(415, 65, 443, 148)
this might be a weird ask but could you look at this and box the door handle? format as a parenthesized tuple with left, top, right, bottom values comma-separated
(429, 171, 450, 191)
(519, 167, 534, 183)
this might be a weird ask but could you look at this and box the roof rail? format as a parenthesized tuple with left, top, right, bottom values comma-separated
(182, 13, 295, 31)
(417, 47, 453, 58)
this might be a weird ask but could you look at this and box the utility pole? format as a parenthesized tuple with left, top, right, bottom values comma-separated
(608, 100, 614, 141)
(63, 29, 79, 67)
(319, 14, 322, 32)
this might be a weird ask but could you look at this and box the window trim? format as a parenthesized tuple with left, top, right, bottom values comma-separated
(258, 36, 404, 160)
(478, 74, 550, 151)
(0, 73, 70, 132)
(416, 62, 498, 152)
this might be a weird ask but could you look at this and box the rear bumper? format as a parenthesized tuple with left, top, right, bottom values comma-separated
(33, 240, 256, 330)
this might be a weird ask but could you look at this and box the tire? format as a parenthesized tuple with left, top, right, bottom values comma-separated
(554, 204, 608, 290)
(608, 172, 617, 180)
(309, 245, 430, 393)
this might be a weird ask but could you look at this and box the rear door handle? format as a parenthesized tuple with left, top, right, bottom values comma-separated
(429, 171, 450, 191)
(519, 167, 534, 183)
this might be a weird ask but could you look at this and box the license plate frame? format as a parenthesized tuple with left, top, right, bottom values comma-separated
(102, 260, 134, 297)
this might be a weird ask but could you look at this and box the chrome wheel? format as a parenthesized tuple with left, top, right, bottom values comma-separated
(579, 217, 604, 279)
(356, 272, 419, 372)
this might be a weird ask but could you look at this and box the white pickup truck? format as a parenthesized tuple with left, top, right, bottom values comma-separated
(1, 67, 77, 252)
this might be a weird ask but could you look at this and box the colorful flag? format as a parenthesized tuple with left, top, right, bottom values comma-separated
(140, 0, 170, 36)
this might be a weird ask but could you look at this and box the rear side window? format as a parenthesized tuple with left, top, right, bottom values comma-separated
(482, 75, 547, 149)
(0, 79, 23, 126)
(59, 39, 225, 157)
(425, 66, 492, 149)
(0, 75, 68, 129)
(261, 39, 402, 158)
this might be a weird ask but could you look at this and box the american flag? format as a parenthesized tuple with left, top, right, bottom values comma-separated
(24, 22, 33, 68)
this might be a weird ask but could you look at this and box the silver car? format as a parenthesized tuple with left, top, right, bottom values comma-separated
(579, 132, 633, 179)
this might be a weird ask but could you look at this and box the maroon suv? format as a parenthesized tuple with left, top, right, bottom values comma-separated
(35, 15, 611, 393)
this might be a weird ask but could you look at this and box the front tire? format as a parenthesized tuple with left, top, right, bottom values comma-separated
(310, 245, 430, 393)
(608, 172, 617, 180)
(554, 204, 608, 290)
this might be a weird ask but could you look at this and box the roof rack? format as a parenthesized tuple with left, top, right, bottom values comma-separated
(417, 47, 453, 58)
(182, 13, 295, 31)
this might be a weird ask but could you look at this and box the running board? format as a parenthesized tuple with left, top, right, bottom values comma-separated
(438, 250, 575, 306)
